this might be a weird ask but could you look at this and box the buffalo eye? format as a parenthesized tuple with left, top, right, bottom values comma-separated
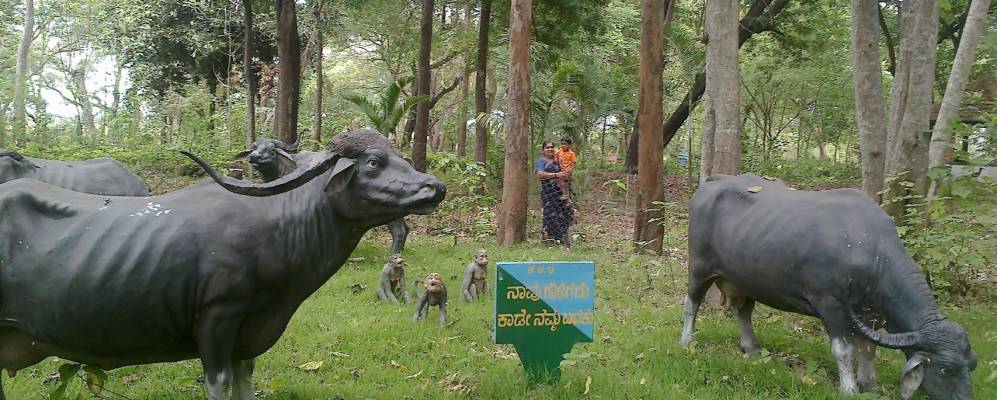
(939, 367, 949, 375)
(367, 159, 380, 168)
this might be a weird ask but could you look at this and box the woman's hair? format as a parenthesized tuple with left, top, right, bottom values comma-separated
(541, 140, 555, 149)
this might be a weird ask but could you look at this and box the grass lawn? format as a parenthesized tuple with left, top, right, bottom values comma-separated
(5, 229, 994, 399)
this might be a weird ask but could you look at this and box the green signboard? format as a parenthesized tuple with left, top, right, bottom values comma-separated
(494, 261, 595, 383)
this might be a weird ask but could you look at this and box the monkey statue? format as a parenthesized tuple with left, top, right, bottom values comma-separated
(461, 249, 490, 302)
(413, 272, 447, 327)
(376, 254, 412, 304)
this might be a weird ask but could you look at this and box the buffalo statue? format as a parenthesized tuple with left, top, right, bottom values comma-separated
(681, 174, 976, 400)
(0, 150, 149, 196)
(238, 137, 412, 254)
(0, 130, 445, 400)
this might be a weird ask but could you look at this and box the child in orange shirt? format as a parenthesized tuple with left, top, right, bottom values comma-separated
(554, 136, 577, 201)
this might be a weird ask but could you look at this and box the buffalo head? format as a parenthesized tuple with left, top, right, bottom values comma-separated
(236, 138, 300, 181)
(852, 313, 976, 400)
(0, 150, 39, 176)
(185, 130, 445, 224)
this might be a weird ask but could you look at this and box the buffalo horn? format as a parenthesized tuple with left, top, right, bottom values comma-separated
(181, 150, 339, 196)
(848, 306, 922, 349)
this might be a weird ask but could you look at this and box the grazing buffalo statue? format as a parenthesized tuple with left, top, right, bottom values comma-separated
(0, 149, 149, 196)
(239, 137, 412, 254)
(0, 130, 445, 400)
(681, 174, 976, 400)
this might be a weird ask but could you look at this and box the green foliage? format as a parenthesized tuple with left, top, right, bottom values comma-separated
(343, 76, 428, 136)
(898, 175, 997, 301)
(746, 157, 861, 189)
(426, 152, 497, 237)
(50, 363, 107, 400)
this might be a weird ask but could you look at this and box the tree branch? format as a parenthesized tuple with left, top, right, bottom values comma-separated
(878, 3, 897, 76)
(660, 0, 792, 148)
(429, 76, 462, 108)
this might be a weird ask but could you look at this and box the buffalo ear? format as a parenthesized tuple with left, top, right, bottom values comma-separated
(325, 157, 355, 193)
(900, 353, 927, 399)
(275, 149, 297, 170)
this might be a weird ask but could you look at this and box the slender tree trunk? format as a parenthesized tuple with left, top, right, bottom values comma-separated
(634, 0, 670, 254)
(275, 0, 302, 144)
(413, 0, 435, 172)
(928, 0, 990, 192)
(474, 0, 492, 164)
(700, 96, 716, 182)
(625, 115, 639, 174)
(852, 0, 888, 201)
(456, 3, 472, 157)
(11, 0, 35, 146)
(243, 0, 257, 146)
(498, 0, 531, 245)
(703, 0, 741, 178)
(312, 0, 324, 150)
(73, 64, 97, 141)
(883, 0, 938, 223)
(878, 4, 898, 77)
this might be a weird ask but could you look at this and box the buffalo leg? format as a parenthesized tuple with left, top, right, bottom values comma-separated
(734, 298, 761, 353)
(387, 219, 410, 255)
(818, 301, 859, 395)
(680, 259, 716, 346)
(854, 336, 879, 392)
(232, 358, 255, 400)
(196, 309, 240, 400)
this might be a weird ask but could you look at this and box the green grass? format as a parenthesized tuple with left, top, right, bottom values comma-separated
(5, 233, 995, 399)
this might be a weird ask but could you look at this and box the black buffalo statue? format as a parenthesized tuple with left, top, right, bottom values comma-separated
(0, 150, 149, 196)
(239, 137, 412, 254)
(681, 174, 976, 400)
(0, 130, 445, 400)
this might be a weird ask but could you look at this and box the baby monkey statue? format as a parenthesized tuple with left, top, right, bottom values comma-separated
(461, 249, 490, 301)
(377, 254, 412, 304)
(413, 272, 447, 327)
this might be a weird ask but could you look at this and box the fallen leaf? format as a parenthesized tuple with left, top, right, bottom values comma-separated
(746, 186, 763, 193)
(406, 370, 423, 379)
(801, 374, 817, 385)
(347, 257, 365, 262)
(43, 372, 61, 384)
(583, 375, 592, 395)
(762, 176, 776, 181)
(298, 360, 324, 372)
(330, 351, 350, 358)
(634, 352, 645, 361)
(639, 377, 646, 385)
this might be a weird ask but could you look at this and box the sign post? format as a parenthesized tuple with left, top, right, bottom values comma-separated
(494, 261, 595, 384)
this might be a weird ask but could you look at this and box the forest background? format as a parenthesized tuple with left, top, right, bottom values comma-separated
(0, 0, 995, 398)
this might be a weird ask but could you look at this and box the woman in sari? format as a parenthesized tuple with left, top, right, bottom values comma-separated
(535, 140, 572, 245)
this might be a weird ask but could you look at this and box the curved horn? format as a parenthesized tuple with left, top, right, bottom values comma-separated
(275, 139, 300, 153)
(848, 306, 923, 349)
(181, 150, 339, 197)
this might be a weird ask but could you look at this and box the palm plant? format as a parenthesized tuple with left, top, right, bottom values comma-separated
(343, 76, 429, 139)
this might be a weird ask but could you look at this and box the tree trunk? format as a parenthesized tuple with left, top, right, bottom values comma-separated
(243, 0, 257, 146)
(11, 0, 35, 146)
(883, 0, 938, 223)
(455, 2, 473, 157)
(312, 0, 324, 150)
(633, 0, 670, 255)
(928, 0, 990, 191)
(413, 0, 435, 172)
(275, 0, 302, 144)
(700, 96, 716, 182)
(73, 64, 97, 141)
(878, 4, 898, 76)
(852, 0, 888, 201)
(498, 0, 531, 245)
(625, 115, 639, 174)
(703, 0, 741, 179)
(474, 0, 492, 164)
(657, 0, 790, 151)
